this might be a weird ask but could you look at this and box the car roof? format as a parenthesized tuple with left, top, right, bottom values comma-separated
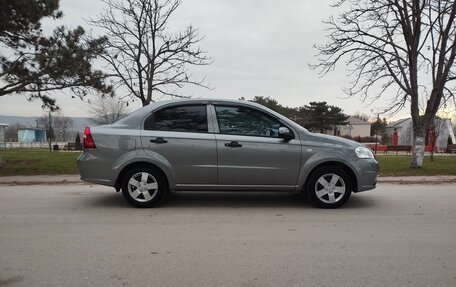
(134, 98, 268, 114)
(111, 98, 305, 132)
(149, 98, 256, 107)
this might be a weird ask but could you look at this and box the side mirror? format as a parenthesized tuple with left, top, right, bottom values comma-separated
(278, 127, 294, 141)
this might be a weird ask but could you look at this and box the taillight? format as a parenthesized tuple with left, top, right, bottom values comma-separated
(83, 127, 96, 149)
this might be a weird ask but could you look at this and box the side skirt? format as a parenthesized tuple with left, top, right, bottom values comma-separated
(173, 184, 300, 192)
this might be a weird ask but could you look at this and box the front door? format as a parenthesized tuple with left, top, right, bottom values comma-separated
(213, 105, 301, 186)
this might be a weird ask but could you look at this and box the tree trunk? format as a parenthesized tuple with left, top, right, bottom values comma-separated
(410, 127, 425, 168)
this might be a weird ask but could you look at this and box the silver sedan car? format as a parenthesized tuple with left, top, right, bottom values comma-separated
(78, 99, 378, 208)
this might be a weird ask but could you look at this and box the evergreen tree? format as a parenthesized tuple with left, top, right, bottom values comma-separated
(299, 102, 349, 134)
(0, 0, 111, 109)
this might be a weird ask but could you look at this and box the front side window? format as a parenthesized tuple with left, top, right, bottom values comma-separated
(144, 105, 208, 132)
(215, 105, 281, 137)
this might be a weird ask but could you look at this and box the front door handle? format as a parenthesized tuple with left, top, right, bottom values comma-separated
(150, 137, 168, 144)
(225, 141, 242, 148)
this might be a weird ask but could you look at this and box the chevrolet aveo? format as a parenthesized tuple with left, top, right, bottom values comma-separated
(78, 99, 379, 208)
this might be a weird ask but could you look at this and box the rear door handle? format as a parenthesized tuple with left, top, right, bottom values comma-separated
(225, 141, 242, 148)
(150, 137, 168, 144)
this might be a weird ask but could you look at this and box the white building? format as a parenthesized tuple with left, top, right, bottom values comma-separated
(386, 118, 455, 151)
(337, 116, 371, 137)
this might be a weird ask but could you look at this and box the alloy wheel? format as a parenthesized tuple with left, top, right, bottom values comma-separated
(314, 173, 346, 204)
(127, 172, 159, 203)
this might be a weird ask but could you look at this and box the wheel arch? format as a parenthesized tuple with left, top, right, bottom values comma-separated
(303, 161, 358, 193)
(115, 161, 170, 192)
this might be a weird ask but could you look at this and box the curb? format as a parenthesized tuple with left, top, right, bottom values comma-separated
(377, 175, 456, 185)
(0, 180, 88, 186)
(377, 179, 456, 184)
(0, 175, 84, 186)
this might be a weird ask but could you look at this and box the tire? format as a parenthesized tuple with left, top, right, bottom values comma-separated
(306, 166, 352, 208)
(121, 166, 168, 208)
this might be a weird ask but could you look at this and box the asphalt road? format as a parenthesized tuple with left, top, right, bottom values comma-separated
(0, 183, 455, 287)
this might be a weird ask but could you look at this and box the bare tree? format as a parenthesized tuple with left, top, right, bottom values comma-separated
(36, 111, 73, 141)
(312, 0, 456, 168)
(89, 95, 130, 124)
(89, 0, 213, 106)
(353, 112, 371, 122)
(5, 122, 26, 142)
(430, 111, 455, 159)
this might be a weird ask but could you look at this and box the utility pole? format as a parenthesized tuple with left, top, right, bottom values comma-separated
(48, 111, 52, 152)
(374, 113, 380, 155)
(371, 109, 380, 154)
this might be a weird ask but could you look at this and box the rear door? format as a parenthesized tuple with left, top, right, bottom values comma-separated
(141, 104, 217, 185)
(213, 104, 302, 187)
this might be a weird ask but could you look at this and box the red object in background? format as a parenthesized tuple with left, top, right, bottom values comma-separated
(428, 128, 436, 152)
(392, 128, 399, 146)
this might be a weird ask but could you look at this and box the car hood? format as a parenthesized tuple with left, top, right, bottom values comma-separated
(300, 131, 360, 149)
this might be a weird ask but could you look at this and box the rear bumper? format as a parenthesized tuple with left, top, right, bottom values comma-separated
(77, 151, 115, 187)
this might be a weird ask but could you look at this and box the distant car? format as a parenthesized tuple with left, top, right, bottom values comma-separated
(77, 99, 378, 208)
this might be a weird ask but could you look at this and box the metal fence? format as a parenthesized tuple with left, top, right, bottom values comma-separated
(1, 142, 68, 149)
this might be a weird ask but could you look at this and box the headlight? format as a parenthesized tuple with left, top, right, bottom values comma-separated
(355, 146, 375, 159)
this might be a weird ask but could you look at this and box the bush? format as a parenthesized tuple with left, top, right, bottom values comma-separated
(74, 133, 82, 150)
(75, 133, 81, 143)
(340, 135, 379, 143)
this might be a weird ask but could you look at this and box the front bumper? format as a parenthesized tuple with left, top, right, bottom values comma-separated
(354, 158, 379, 192)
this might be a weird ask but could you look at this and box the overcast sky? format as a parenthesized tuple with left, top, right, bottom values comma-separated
(0, 0, 411, 120)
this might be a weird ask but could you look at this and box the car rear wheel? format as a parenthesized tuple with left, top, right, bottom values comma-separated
(121, 167, 167, 208)
(306, 166, 351, 208)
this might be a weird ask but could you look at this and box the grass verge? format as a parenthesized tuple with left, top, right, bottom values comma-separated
(376, 155, 456, 176)
(0, 149, 81, 176)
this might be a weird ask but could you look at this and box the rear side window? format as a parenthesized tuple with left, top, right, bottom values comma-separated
(144, 105, 208, 132)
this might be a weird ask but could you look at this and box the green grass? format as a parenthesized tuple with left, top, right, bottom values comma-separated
(377, 155, 456, 176)
(0, 149, 81, 176)
(1, 149, 455, 177)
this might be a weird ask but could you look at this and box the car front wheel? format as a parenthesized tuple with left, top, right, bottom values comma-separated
(306, 166, 352, 208)
(121, 167, 167, 208)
